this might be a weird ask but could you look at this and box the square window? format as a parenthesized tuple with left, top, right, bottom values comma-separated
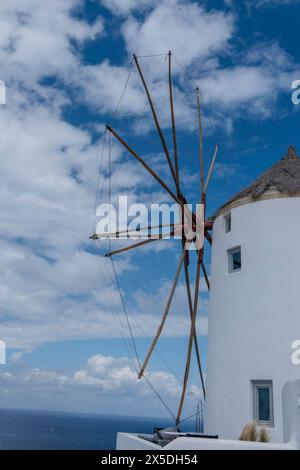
(224, 213, 231, 233)
(228, 246, 241, 273)
(252, 380, 274, 427)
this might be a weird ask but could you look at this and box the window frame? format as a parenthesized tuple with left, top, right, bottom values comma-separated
(228, 246, 241, 273)
(252, 380, 274, 428)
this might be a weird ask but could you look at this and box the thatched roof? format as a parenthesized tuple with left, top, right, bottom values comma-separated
(214, 146, 300, 218)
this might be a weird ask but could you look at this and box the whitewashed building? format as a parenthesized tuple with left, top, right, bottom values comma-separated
(205, 146, 300, 443)
(117, 146, 300, 450)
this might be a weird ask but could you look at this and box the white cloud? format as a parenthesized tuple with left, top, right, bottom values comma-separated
(80, 61, 146, 115)
(72, 1, 235, 133)
(83, 1, 299, 132)
(100, 0, 159, 16)
(225, 0, 299, 9)
(201, 66, 273, 113)
(199, 42, 299, 120)
(0, 0, 103, 86)
(254, 0, 300, 7)
(0, 353, 202, 416)
(122, 1, 234, 67)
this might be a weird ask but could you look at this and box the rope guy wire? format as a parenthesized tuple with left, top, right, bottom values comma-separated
(110, 256, 177, 421)
(109, 53, 169, 191)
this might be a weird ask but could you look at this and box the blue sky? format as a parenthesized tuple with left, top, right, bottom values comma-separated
(0, 0, 300, 421)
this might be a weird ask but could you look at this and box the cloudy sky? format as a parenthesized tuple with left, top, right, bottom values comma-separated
(0, 0, 300, 422)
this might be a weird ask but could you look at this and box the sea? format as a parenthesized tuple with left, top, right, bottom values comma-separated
(0, 408, 190, 450)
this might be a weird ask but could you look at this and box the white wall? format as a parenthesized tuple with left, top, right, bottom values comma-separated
(205, 195, 300, 443)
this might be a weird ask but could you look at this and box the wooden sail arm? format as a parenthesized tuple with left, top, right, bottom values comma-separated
(193, 251, 202, 315)
(203, 144, 219, 194)
(177, 251, 206, 424)
(138, 247, 187, 379)
(205, 230, 212, 245)
(168, 51, 180, 191)
(176, 317, 197, 424)
(90, 223, 183, 240)
(205, 220, 213, 231)
(106, 238, 161, 257)
(201, 260, 210, 291)
(183, 259, 206, 396)
(133, 54, 179, 192)
(106, 125, 183, 208)
(105, 228, 181, 257)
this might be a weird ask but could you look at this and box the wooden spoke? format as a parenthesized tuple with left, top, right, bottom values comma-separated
(205, 220, 213, 231)
(203, 144, 219, 194)
(205, 230, 212, 245)
(133, 54, 179, 191)
(106, 238, 163, 258)
(105, 229, 181, 257)
(176, 311, 198, 424)
(106, 125, 183, 208)
(183, 258, 206, 394)
(176, 250, 205, 424)
(168, 51, 180, 191)
(137, 248, 187, 379)
(193, 252, 202, 320)
(201, 260, 210, 291)
(90, 223, 183, 240)
(176, 252, 206, 424)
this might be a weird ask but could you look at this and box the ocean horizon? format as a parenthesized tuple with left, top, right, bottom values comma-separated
(0, 408, 187, 450)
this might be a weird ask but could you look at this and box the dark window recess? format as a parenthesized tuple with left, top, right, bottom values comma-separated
(252, 380, 274, 427)
(224, 214, 231, 233)
(228, 247, 241, 273)
(258, 387, 271, 422)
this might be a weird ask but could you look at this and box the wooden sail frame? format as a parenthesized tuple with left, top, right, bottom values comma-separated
(92, 52, 219, 425)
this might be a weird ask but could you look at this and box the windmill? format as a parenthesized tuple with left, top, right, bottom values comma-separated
(90, 51, 219, 425)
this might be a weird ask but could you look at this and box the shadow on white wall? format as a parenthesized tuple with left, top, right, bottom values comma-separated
(0, 340, 6, 365)
(0, 80, 6, 105)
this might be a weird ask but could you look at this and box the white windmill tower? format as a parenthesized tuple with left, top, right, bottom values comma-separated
(205, 145, 300, 443)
